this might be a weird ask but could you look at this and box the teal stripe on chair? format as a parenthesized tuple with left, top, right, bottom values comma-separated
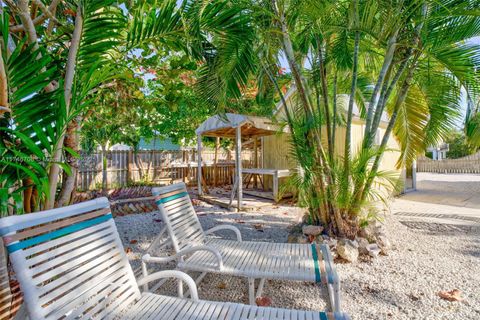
(311, 243, 321, 283)
(6, 213, 112, 253)
(321, 244, 337, 284)
(319, 312, 328, 320)
(156, 192, 188, 204)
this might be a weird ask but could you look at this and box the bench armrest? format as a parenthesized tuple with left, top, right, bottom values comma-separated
(205, 225, 242, 242)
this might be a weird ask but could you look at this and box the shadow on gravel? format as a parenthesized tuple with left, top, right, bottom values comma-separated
(399, 221, 480, 258)
(341, 278, 414, 314)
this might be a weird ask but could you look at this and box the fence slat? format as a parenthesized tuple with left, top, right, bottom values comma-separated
(76, 149, 255, 190)
(417, 151, 480, 174)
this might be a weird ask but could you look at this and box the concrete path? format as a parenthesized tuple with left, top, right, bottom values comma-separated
(392, 173, 480, 225)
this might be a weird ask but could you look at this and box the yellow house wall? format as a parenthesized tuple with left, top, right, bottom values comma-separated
(262, 120, 403, 192)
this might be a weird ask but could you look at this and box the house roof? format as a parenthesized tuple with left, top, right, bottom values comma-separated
(109, 137, 180, 151)
(196, 113, 289, 138)
(138, 137, 180, 150)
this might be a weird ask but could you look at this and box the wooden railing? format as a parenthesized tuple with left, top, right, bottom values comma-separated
(417, 152, 480, 174)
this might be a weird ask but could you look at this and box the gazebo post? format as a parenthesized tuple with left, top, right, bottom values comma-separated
(197, 134, 202, 196)
(236, 126, 242, 211)
(253, 138, 258, 188)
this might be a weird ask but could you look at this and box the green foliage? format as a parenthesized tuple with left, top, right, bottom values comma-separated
(0, 0, 127, 214)
(445, 130, 477, 159)
(195, 0, 480, 237)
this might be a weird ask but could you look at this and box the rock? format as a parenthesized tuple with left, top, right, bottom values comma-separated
(287, 234, 309, 244)
(297, 236, 309, 244)
(337, 240, 359, 263)
(359, 223, 378, 242)
(366, 243, 381, 258)
(377, 234, 391, 252)
(438, 289, 463, 302)
(302, 225, 324, 237)
(255, 296, 272, 307)
(287, 235, 297, 243)
(322, 237, 338, 249)
(357, 237, 370, 255)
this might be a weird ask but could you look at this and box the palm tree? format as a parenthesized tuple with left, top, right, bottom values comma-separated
(0, 0, 260, 215)
(196, 0, 480, 237)
(0, 0, 127, 214)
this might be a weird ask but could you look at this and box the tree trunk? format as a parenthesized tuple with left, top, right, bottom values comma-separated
(361, 57, 420, 203)
(343, 30, 360, 179)
(0, 46, 10, 117)
(46, 4, 83, 209)
(101, 145, 108, 192)
(316, 37, 333, 157)
(331, 72, 338, 154)
(22, 178, 33, 213)
(364, 30, 399, 138)
(57, 117, 80, 207)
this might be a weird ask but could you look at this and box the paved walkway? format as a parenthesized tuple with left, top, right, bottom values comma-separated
(392, 173, 480, 225)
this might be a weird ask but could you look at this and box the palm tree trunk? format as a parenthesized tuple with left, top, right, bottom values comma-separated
(343, 0, 360, 176)
(46, 4, 83, 209)
(364, 30, 398, 138)
(331, 71, 338, 155)
(361, 56, 421, 203)
(0, 47, 10, 117)
(343, 30, 360, 186)
(367, 3, 427, 147)
(316, 37, 333, 157)
(57, 117, 80, 207)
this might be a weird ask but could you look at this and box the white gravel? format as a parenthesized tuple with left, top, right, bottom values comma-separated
(115, 199, 480, 319)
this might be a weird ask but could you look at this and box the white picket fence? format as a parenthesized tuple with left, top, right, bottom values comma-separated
(417, 151, 480, 174)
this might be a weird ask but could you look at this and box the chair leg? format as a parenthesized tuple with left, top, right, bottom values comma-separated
(248, 278, 256, 305)
(256, 278, 266, 298)
(334, 281, 342, 312)
(326, 281, 342, 312)
(141, 260, 149, 292)
(177, 279, 184, 298)
(184, 272, 208, 299)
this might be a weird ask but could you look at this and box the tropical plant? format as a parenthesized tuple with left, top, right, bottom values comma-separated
(465, 95, 480, 148)
(443, 129, 478, 159)
(1, 0, 260, 214)
(197, 0, 480, 237)
(0, 0, 127, 214)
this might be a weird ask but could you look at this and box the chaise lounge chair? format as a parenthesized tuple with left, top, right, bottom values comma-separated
(149, 183, 342, 312)
(0, 198, 349, 320)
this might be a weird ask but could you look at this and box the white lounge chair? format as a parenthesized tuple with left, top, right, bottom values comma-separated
(0, 198, 350, 320)
(150, 183, 342, 312)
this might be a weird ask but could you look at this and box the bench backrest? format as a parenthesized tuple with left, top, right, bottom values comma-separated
(0, 198, 141, 320)
(152, 183, 206, 252)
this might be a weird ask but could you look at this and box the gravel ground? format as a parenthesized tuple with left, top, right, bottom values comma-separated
(115, 199, 480, 320)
